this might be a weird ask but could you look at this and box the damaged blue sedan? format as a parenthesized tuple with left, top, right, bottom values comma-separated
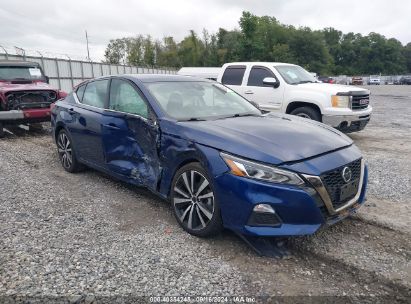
(51, 75, 367, 237)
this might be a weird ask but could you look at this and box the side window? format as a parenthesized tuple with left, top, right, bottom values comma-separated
(76, 84, 86, 101)
(82, 79, 109, 108)
(109, 79, 148, 118)
(247, 67, 275, 87)
(221, 66, 246, 86)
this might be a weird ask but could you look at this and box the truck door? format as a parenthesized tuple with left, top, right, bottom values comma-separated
(220, 65, 247, 97)
(243, 66, 285, 111)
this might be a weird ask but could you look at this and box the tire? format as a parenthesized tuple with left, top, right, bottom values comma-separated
(56, 129, 84, 173)
(170, 162, 223, 237)
(0, 123, 4, 138)
(290, 106, 322, 122)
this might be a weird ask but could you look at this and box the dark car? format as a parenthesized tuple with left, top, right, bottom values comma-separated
(399, 76, 411, 85)
(51, 75, 368, 238)
(0, 60, 67, 137)
(318, 76, 335, 84)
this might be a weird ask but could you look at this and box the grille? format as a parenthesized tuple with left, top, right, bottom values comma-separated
(5, 90, 57, 110)
(351, 94, 369, 110)
(320, 159, 362, 209)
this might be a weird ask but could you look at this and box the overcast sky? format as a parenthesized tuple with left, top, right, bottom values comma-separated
(1, 0, 410, 61)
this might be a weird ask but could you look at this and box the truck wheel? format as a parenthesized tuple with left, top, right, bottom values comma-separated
(0, 123, 4, 138)
(290, 106, 321, 122)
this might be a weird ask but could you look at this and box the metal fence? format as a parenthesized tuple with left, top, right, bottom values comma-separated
(0, 51, 177, 93)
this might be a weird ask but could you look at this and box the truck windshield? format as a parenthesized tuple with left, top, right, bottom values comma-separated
(146, 81, 261, 121)
(275, 65, 318, 85)
(0, 66, 45, 81)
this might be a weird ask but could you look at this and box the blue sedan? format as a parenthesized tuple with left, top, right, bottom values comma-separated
(51, 75, 367, 237)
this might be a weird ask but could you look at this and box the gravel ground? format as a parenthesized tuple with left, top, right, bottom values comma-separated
(0, 85, 410, 303)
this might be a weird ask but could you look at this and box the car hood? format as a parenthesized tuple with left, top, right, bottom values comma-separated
(171, 114, 353, 165)
(0, 81, 57, 93)
(298, 83, 369, 95)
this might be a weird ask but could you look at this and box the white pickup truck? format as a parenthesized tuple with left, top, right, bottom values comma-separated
(178, 62, 372, 132)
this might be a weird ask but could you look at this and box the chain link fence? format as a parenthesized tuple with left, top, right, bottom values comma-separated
(0, 46, 177, 92)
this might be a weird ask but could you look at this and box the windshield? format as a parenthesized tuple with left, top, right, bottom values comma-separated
(145, 81, 261, 120)
(275, 65, 318, 85)
(0, 66, 45, 81)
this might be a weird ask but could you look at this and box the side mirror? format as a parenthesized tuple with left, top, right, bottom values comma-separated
(263, 77, 279, 88)
(44, 76, 50, 84)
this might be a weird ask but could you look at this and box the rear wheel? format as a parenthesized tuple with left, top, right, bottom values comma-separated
(0, 123, 4, 138)
(171, 163, 223, 237)
(57, 129, 83, 173)
(290, 106, 322, 122)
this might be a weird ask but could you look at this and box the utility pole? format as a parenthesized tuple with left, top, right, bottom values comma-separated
(85, 30, 90, 60)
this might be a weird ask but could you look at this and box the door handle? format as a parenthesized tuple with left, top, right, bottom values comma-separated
(68, 108, 76, 114)
(103, 123, 120, 130)
(244, 90, 254, 94)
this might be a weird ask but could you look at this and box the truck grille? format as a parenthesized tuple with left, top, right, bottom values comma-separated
(320, 159, 362, 209)
(351, 94, 369, 110)
(5, 90, 57, 110)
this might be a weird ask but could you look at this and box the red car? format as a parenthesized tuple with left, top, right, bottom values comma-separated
(0, 60, 67, 137)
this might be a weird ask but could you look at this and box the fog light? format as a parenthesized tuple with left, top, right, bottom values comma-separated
(248, 204, 282, 227)
(253, 204, 275, 214)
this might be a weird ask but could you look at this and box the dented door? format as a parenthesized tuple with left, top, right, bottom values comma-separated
(101, 111, 160, 189)
(101, 78, 161, 190)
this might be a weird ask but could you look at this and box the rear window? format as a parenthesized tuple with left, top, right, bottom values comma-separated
(81, 79, 109, 108)
(221, 66, 246, 86)
(76, 84, 86, 101)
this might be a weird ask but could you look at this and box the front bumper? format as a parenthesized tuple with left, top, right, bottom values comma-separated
(213, 164, 368, 237)
(322, 109, 371, 132)
(0, 108, 51, 124)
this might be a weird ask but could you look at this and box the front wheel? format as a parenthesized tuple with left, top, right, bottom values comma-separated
(290, 106, 322, 122)
(171, 163, 223, 237)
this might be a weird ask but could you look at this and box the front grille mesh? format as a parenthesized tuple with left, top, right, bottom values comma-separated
(320, 159, 362, 209)
(351, 94, 369, 110)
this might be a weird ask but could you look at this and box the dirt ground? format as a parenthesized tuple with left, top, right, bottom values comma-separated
(0, 85, 410, 303)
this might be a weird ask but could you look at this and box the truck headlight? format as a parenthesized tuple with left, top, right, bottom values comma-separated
(331, 95, 350, 108)
(220, 153, 304, 186)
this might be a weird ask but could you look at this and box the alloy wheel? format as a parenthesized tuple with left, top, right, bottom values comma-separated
(296, 113, 311, 119)
(173, 170, 215, 231)
(57, 132, 72, 169)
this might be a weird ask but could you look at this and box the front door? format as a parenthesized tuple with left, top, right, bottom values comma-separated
(102, 78, 160, 190)
(242, 66, 285, 111)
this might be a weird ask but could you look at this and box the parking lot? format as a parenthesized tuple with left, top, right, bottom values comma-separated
(0, 85, 410, 301)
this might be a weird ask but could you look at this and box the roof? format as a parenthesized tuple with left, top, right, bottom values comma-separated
(224, 62, 297, 67)
(0, 60, 41, 67)
(121, 74, 213, 83)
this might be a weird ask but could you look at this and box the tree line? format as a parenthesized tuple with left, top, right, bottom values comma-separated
(104, 11, 411, 76)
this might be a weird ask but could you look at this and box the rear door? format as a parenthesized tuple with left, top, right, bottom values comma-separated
(244, 65, 284, 111)
(220, 65, 247, 97)
(101, 78, 160, 189)
(66, 79, 109, 167)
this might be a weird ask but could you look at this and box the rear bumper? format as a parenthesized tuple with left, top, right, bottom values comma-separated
(0, 108, 51, 124)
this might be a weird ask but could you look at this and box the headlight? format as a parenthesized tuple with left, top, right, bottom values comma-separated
(331, 95, 350, 108)
(220, 153, 304, 186)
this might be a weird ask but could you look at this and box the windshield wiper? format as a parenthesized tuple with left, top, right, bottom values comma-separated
(295, 80, 316, 84)
(178, 117, 207, 122)
(224, 113, 262, 119)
